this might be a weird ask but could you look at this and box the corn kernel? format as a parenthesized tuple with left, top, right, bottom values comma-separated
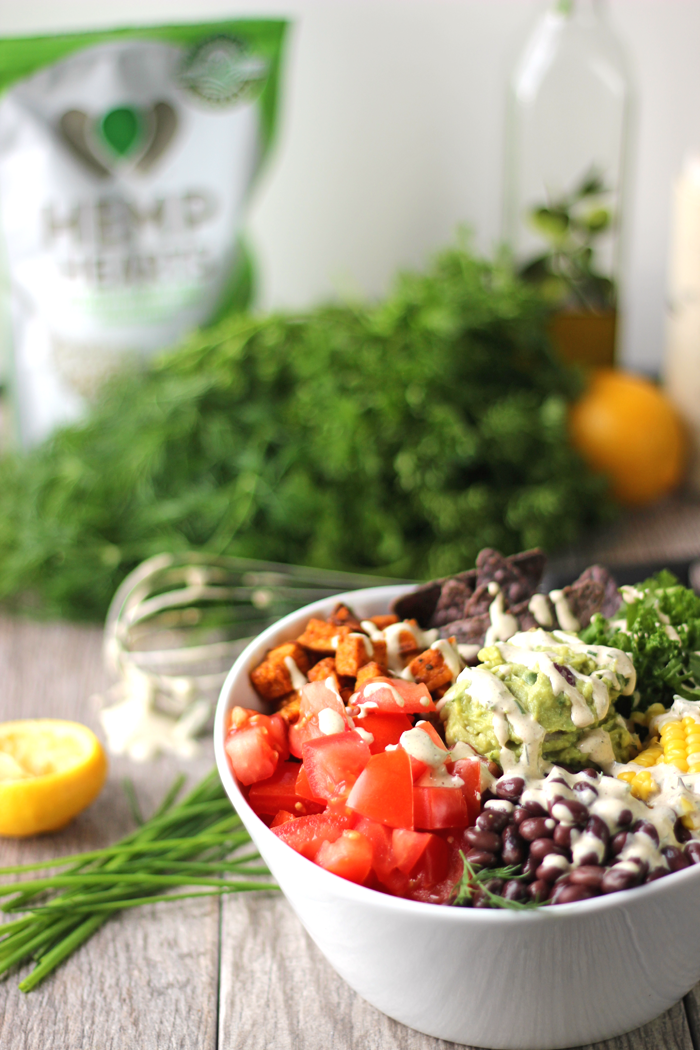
(630, 770, 657, 801)
(617, 770, 636, 784)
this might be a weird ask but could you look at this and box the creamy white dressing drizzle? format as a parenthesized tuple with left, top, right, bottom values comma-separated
(430, 638, 463, 679)
(318, 708, 345, 736)
(382, 621, 439, 672)
(284, 656, 308, 691)
(577, 727, 616, 770)
(494, 642, 597, 727)
(455, 665, 545, 776)
(528, 593, 553, 628)
(353, 726, 374, 745)
(548, 590, 581, 632)
(360, 620, 384, 642)
(348, 631, 374, 657)
(363, 680, 405, 707)
(484, 583, 519, 645)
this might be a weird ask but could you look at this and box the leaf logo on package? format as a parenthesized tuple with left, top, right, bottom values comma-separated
(178, 36, 268, 106)
(59, 102, 178, 179)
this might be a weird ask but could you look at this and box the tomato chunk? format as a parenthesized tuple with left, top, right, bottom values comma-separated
(354, 711, 412, 754)
(302, 732, 371, 801)
(271, 807, 355, 860)
(317, 830, 373, 884)
(413, 785, 469, 830)
(347, 748, 414, 828)
(300, 679, 347, 718)
(391, 827, 432, 875)
(451, 757, 482, 826)
(248, 760, 325, 818)
(288, 715, 324, 758)
(355, 677, 435, 715)
(295, 763, 326, 803)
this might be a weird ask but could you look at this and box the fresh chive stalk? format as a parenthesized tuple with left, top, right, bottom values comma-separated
(0, 769, 277, 992)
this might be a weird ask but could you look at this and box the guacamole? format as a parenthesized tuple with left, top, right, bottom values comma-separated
(441, 633, 638, 772)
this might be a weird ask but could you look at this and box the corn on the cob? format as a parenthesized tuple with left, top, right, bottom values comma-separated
(617, 768, 657, 801)
(625, 714, 700, 775)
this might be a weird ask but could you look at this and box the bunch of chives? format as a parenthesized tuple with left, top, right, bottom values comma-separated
(0, 769, 276, 992)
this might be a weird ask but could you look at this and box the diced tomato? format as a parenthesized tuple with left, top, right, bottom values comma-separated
(354, 711, 412, 754)
(228, 713, 289, 789)
(270, 810, 296, 828)
(288, 714, 325, 758)
(248, 760, 325, 818)
(272, 807, 355, 860)
(316, 830, 373, 884)
(414, 720, 447, 750)
(355, 677, 435, 715)
(300, 679, 347, 719)
(302, 732, 371, 801)
(405, 834, 451, 902)
(451, 757, 482, 826)
(347, 748, 414, 828)
(413, 785, 469, 830)
(295, 764, 326, 803)
(392, 827, 432, 875)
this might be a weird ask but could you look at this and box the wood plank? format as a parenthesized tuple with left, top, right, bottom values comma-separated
(219, 893, 696, 1050)
(0, 614, 220, 1050)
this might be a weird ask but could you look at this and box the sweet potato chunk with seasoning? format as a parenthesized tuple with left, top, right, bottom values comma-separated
(328, 603, 363, 631)
(250, 642, 310, 701)
(355, 661, 387, 689)
(370, 614, 398, 630)
(335, 632, 375, 676)
(409, 648, 453, 694)
(296, 618, 350, 654)
(275, 692, 301, 724)
(307, 656, 341, 692)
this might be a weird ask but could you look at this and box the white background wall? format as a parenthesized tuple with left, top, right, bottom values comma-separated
(1, 0, 700, 374)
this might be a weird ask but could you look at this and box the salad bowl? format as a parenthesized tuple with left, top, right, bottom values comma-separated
(214, 585, 700, 1050)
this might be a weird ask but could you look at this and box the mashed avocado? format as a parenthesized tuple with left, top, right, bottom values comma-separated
(441, 634, 638, 772)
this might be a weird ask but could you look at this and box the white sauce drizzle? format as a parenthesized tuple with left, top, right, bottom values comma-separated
(360, 620, 384, 641)
(382, 621, 439, 672)
(354, 726, 374, 745)
(348, 631, 374, 657)
(430, 638, 463, 680)
(455, 665, 545, 776)
(362, 680, 406, 707)
(548, 589, 581, 632)
(284, 656, 308, 691)
(528, 593, 553, 628)
(318, 708, 345, 736)
(484, 583, 519, 645)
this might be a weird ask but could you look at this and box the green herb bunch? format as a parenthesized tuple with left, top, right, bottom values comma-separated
(0, 770, 275, 992)
(0, 240, 612, 620)
(582, 571, 700, 713)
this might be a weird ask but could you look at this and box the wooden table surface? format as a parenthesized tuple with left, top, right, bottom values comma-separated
(3, 499, 700, 1050)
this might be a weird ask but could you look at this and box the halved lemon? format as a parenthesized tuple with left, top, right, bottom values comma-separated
(0, 719, 108, 837)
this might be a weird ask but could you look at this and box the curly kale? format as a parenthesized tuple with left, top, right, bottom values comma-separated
(0, 241, 613, 620)
(581, 571, 700, 712)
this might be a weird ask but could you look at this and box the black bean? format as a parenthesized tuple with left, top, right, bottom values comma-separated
(569, 865, 605, 889)
(552, 883, 600, 905)
(632, 819, 659, 847)
(586, 814, 610, 845)
(610, 830, 632, 857)
(480, 788, 495, 805)
(464, 848, 497, 868)
(481, 877, 505, 896)
(601, 865, 642, 894)
(550, 799, 589, 825)
(553, 824, 574, 848)
(495, 776, 525, 801)
(502, 879, 529, 902)
(512, 806, 529, 825)
(685, 841, 700, 865)
(476, 810, 509, 834)
(674, 818, 693, 844)
(646, 866, 669, 883)
(519, 817, 556, 842)
(464, 828, 502, 854)
(472, 889, 491, 908)
(536, 857, 569, 882)
(553, 662, 577, 687)
(576, 848, 605, 867)
(501, 825, 526, 866)
(573, 780, 598, 799)
(521, 855, 539, 881)
(662, 845, 692, 872)
(582, 768, 599, 779)
(521, 799, 548, 817)
(546, 777, 571, 800)
(528, 879, 552, 902)
(529, 838, 566, 863)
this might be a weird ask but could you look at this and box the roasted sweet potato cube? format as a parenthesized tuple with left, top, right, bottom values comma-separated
(250, 642, 310, 701)
(307, 656, 341, 691)
(296, 618, 350, 654)
(355, 661, 387, 689)
(275, 692, 301, 724)
(409, 648, 453, 694)
(328, 603, 363, 630)
(370, 614, 399, 630)
(335, 632, 377, 676)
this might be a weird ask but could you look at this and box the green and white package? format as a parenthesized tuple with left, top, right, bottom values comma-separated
(0, 21, 287, 446)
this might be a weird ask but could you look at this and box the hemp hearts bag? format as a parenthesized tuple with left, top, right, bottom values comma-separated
(0, 21, 287, 445)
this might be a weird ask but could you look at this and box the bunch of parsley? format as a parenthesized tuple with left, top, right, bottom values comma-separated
(582, 571, 700, 713)
(0, 241, 612, 620)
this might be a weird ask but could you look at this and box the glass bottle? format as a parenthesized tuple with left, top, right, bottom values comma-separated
(504, 0, 632, 367)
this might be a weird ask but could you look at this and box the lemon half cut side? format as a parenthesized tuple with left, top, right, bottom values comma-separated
(0, 719, 108, 837)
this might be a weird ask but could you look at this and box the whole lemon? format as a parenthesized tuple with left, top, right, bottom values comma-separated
(569, 368, 687, 506)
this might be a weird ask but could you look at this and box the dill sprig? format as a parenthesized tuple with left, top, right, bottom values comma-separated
(0, 769, 276, 992)
(452, 854, 547, 911)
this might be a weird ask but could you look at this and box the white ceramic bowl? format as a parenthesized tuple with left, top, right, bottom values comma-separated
(214, 585, 700, 1050)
